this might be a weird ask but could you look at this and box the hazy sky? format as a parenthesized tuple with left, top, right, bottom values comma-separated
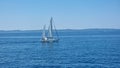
(0, 0, 120, 30)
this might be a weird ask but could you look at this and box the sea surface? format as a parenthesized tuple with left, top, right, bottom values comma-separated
(0, 30, 120, 68)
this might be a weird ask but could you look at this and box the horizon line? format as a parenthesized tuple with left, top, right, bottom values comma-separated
(0, 28, 120, 31)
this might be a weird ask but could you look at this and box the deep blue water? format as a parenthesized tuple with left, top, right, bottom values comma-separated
(0, 30, 120, 68)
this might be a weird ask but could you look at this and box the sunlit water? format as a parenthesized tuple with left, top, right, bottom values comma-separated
(0, 30, 120, 68)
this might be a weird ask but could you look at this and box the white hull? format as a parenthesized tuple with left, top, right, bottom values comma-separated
(41, 38, 59, 43)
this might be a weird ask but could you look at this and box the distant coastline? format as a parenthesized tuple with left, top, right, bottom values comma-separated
(0, 28, 120, 32)
(0, 29, 120, 35)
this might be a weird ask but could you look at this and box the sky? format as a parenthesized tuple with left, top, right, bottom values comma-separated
(0, 0, 120, 30)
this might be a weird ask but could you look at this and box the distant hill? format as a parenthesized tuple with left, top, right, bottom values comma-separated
(58, 29, 120, 35)
(0, 29, 120, 36)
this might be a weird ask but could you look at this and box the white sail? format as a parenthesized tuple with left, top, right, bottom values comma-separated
(48, 17, 53, 38)
(42, 25, 46, 38)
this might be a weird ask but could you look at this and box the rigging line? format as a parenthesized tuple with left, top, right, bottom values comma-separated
(52, 19, 59, 39)
(54, 23, 59, 39)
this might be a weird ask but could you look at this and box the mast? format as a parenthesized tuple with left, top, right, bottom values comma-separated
(49, 17, 53, 38)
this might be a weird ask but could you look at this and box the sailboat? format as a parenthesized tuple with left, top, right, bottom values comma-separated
(41, 17, 59, 43)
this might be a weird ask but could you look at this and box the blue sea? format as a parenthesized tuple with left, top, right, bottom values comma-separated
(0, 29, 120, 68)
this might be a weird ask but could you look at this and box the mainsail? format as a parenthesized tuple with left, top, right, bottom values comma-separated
(49, 17, 53, 38)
